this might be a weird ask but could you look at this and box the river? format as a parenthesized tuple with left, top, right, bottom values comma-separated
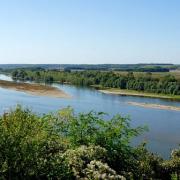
(0, 74, 179, 158)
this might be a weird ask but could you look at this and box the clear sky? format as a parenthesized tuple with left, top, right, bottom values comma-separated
(0, 0, 179, 64)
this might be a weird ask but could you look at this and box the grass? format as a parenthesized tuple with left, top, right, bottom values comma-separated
(95, 86, 180, 101)
(114, 71, 180, 80)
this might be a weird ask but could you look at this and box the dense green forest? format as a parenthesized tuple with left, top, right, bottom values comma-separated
(11, 69, 180, 95)
(0, 106, 179, 179)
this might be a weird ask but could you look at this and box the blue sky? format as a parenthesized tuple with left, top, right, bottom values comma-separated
(0, 0, 179, 64)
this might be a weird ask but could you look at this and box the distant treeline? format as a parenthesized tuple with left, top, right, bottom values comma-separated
(11, 69, 180, 95)
(113, 67, 170, 72)
(1, 63, 180, 72)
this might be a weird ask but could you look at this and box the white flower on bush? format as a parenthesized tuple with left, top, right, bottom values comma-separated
(84, 160, 126, 180)
(63, 145, 125, 179)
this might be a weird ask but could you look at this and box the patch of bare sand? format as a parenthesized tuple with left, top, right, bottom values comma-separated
(0, 80, 71, 98)
(99, 89, 170, 99)
(127, 102, 180, 111)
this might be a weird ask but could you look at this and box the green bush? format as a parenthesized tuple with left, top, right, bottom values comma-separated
(0, 106, 70, 179)
(0, 106, 179, 179)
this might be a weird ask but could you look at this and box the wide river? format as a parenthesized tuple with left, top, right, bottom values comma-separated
(0, 74, 179, 158)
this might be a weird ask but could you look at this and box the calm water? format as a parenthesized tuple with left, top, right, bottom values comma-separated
(0, 74, 180, 158)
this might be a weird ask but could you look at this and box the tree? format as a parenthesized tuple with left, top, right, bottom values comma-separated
(0, 106, 70, 179)
(45, 76, 54, 83)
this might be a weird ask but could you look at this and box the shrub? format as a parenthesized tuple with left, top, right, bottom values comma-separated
(0, 106, 179, 179)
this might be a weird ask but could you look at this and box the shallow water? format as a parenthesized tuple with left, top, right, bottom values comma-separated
(0, 74, 179, 158)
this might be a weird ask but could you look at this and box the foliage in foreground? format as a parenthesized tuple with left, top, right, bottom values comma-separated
(0, 106, 179, 180)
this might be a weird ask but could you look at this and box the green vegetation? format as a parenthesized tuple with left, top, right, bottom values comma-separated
(1, 63, 180, 72)
(98, 88, 180, 101)
(0, 106, 179, 179)
(11, 69, 180, 97)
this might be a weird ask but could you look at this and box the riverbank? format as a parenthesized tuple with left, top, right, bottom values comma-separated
(98, 88, 180, 101)
(127, 101, 180, 111)
(0, 80, 70, 98)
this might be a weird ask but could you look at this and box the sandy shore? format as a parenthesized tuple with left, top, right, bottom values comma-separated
(0, 80, 71, 98)
(127, 101, 180, 111)
(99, 89, 180, 100)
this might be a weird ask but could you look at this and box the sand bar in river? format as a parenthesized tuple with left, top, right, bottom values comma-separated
(127, 101, 180, 111)
(0, 80, 71, 98)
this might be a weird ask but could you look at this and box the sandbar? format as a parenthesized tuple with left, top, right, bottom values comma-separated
(127, 101, 180, 111)
(0, 80, 71, 98)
